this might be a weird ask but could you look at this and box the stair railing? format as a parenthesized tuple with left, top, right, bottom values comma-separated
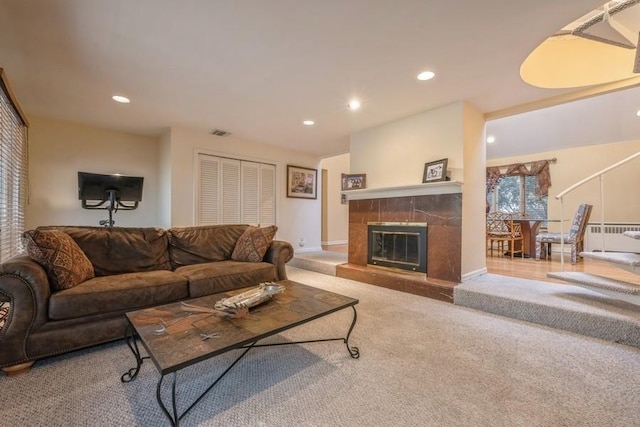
(554, 151, 640, 269)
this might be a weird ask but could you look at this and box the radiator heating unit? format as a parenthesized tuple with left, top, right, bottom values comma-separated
(585, 223, 640, 253)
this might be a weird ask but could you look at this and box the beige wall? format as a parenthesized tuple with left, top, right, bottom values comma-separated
(27, 116, 160, 228)
(487, 139, 640, 229)
(461, 102, 487, 278)
(350, 102, 465, 188)
(166, 127, 323, 251)
(26, 118, 323, 251)
(320, 153, 350, 245)
(349, 101, 485, 279)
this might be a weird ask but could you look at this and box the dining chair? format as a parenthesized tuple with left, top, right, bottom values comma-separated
(486, 212, 523, 259)
(535, 203, 593, 264)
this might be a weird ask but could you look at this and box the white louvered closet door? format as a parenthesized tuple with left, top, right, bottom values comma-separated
(220, 158, 241, 224)
(241, 162, 259, 224)
(259, 164, 276, 225)
(197, 154, 276, 226)
(197, 156, 220, 224)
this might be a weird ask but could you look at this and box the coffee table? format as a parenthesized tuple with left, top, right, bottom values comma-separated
(120, 280, 359, 426)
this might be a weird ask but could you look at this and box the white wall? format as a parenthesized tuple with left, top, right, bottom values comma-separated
(487, 138, 640, 228)
(166, 127, 322, 251)
(350, 102, 464, 188)
(27, 116, 160, 228)
(320, 153, 350, 245)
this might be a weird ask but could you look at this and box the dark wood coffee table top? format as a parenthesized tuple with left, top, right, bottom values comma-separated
(126, 280, 359, 375)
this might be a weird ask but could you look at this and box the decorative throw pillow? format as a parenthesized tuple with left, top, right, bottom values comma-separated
(23, 229, 95, 291)
(231, 225, 278, 263)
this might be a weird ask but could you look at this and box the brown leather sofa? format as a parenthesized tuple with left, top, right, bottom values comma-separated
(0, 224, 294, 374)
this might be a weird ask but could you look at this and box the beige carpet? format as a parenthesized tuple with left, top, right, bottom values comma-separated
(2, 267, 639, 426)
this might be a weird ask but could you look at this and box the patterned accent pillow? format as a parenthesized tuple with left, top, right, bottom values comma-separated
(23, 229, 95, 291)
(231, 225, 278, 263)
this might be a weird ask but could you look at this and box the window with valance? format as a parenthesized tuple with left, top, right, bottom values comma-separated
(486, 159, 553, 216)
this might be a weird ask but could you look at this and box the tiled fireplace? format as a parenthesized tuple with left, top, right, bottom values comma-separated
(336, 183, 462, 302)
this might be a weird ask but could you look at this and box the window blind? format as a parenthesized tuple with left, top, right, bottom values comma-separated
(0, 71, 28, 263)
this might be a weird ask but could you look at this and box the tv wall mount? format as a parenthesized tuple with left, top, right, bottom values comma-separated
(78, 172, 143, 227)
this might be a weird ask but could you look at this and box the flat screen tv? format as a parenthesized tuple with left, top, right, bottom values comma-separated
(78, 172, 144, 202)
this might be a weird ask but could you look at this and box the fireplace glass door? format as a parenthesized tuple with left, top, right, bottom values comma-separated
(367, 223, 427, 273)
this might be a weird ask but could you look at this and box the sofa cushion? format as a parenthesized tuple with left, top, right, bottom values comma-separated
(23, 229, 95, 291)
(175, 260, 276, 298)
(48, 270, 189, 320)
(231, 225, 278, 262)
(39, 226, 171, 276)
(168, 224, 249, 268)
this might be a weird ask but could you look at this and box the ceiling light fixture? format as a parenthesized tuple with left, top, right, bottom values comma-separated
(417, 71, 436, 81)
(486, 136, 496, 143)
(636, 109, 640, 116)
(112, 95, 130, 103)
(303, 120, 315, 126)
(347, 99, 361, 110)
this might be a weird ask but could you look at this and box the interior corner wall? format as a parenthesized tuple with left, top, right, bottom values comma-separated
(461, 102, 487, 277)
(26, 116, 160, 229)
(167, 127, 322, 251)
(349, 102, 464, 188)
(320, 153, 350, 245)
(487, 138, 640, 228)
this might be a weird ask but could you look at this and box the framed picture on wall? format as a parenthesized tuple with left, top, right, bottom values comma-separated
(287, 165, 317, 199)
(341, 173, 367, 190)
(422, 158, 448, 183)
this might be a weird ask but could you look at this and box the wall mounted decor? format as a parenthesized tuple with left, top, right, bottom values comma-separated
(287, 165, 317, 199)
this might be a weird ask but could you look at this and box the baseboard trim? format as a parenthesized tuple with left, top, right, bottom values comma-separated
(295, 246, 323, 253)
(321, 240, 348, 246)
(461, 267, 488, 282)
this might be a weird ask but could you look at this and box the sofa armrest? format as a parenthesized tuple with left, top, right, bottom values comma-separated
(263, 240, 294, 281)
(0, 255, 51, 367)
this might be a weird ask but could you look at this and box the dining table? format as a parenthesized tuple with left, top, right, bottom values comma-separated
(511, 217, 564, 258)
(511, 218, 544, 258)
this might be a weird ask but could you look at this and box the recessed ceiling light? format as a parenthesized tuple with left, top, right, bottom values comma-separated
(112, 95, 130, 103)
(303, 120, 315, 126)
(417, 71, 435, 81)
(486, 136, 496, 143)
(347, 99, 361, 110)
(636, 110, 640, 117)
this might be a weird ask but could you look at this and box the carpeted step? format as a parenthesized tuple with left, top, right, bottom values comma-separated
(547, 271, 640, 305)
(288, 251, 347, 276)
(624, 230, 640, 240)
(580, 251, 640, 274)
(455, 273, 640, 347)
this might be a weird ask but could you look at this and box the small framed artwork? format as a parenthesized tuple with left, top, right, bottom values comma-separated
(287, 165, 317, 199)
(341, 173, 367, 190)
(422, 158, 448, 183)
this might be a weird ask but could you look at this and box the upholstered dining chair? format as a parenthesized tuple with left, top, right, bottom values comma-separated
(535, 203, 593, 264)
(486, 212, 523, 259)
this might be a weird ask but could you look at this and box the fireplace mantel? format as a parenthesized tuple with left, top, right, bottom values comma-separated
(344, 181, 462, 201)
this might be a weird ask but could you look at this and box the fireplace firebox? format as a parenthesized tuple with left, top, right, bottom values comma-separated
(367, 222, 427, 273)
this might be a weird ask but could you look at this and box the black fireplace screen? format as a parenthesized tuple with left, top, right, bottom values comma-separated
(367, 223, 427, 273)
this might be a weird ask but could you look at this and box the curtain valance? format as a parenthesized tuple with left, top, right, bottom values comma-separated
(486, 160, 552, 197)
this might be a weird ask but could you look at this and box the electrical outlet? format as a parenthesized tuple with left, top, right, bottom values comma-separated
(299, 238, 305, 247)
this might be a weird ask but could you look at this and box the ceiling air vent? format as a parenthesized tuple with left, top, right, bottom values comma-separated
(210, 129, 232, 137)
